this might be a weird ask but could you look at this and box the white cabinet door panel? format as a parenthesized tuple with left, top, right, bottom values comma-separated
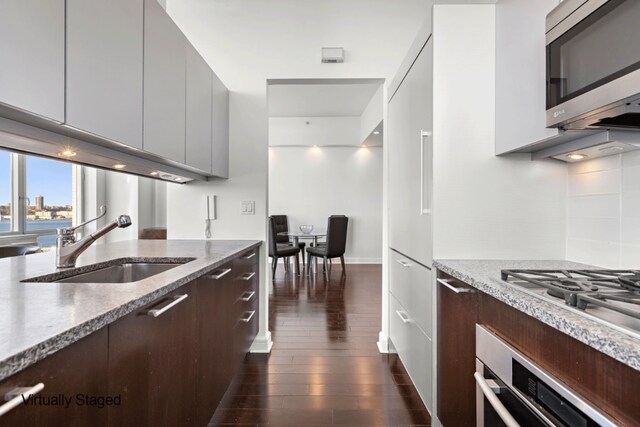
(0, 0, 64, 122)
(211, 72, 229, 178)
(66, 0, 144, 149)
(186, 44, 213, 173)
(388, 38, 433, 267)
(143, 0, 186, 163)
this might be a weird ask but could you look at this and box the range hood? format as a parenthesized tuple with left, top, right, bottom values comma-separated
(531, 130, 640, 162)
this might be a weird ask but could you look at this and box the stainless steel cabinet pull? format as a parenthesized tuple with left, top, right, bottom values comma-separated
(395, 310, 411, 324)
(395, 259, 411, 268)
(208, 268, 231, 280)
(0, 383, 45, 417)
(241, 310, 256, 323)
(240, 291, 256, 302)
(420, 130, 432, 216)
(437, 278, 474, 294)
(147, 294, 188, 317)
(238, 272, 256, 281)
(474, 372, 521, 427)
(242, 252, 256, 260)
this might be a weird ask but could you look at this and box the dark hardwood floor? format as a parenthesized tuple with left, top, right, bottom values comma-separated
(209, 263, 431, 426)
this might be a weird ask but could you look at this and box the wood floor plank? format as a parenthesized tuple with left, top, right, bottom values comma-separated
(209, 265, 430, 426)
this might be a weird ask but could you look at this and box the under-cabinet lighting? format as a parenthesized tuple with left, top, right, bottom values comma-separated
(58, 149, 77, 158)
(113, 163, 127, 169)
(373, 131, 380, 135)
(150, 171, 159, 176)
(566, 153, 587, 161)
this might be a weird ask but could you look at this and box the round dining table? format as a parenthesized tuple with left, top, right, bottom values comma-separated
(277, 231, 326, 273)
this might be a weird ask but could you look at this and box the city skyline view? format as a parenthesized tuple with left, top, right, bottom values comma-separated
(0, 150, 73, 207)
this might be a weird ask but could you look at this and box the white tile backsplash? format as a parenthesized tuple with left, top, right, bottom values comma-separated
(567, 152, 640, 268)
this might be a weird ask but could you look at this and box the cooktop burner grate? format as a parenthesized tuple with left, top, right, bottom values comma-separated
(501, 269, 640, 319)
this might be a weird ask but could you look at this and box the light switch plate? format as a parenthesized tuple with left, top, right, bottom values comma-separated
(241, 201, 255, 215)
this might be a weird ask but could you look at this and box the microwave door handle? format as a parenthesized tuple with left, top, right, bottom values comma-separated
(474, 372, 522, 427)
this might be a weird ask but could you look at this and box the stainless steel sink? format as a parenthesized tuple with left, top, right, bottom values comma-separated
(22, 258, 194, 284)
(55, 263, 181, 283)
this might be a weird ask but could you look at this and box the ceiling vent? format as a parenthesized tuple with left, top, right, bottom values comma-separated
(321, 47, 344, 63)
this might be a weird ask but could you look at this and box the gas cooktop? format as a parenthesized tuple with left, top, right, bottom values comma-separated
(501, 269, 640, 339)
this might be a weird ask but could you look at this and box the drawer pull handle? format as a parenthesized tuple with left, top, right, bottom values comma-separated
(241, 310, 256, 323)
(437, 278, 473, 294)
(0, 383, 45, 417)
(395, 310, 411, 324)
(208, 268, 231, 280)
(242, 252, 256, 260)
(238, 272, 256, 281)
(147, 294, 188, 317)
(395, 259, 412, 268)
(240, 291, 256, 302)
(474, 372, 521, 427)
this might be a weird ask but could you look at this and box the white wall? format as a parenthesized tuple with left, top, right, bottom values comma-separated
(432, 5, 567, 260)
(269, 146, 383, 263)
(165, 0, 431, 351)
(566, 151, 640, 268)
(360, 85, 383, 143)
(269, 117, 360, 147)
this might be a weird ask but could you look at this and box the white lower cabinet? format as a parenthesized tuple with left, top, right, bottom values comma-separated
(389, 249, 432, 336)
(390, 292, 433, 412)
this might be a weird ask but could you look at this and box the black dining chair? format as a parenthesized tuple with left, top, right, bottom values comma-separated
(306, 215, 348, 278)
(271, 214, 307, 266)
(268, 216, 301, 278)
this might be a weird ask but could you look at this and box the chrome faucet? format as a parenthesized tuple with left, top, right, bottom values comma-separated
(56, 206, 132, 268)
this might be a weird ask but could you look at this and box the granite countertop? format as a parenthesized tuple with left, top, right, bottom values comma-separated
(0, 239, 261, 381)
(433, 259, 640, 372)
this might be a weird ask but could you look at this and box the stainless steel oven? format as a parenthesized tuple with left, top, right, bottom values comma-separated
(475, 325, 618, 427)
(546, 0, 640, 130)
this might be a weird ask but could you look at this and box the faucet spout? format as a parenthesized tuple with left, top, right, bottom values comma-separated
(56, 214, 132, 268)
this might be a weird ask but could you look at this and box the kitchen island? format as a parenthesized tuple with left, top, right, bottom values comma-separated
(0, 239, 261, 426)
(434, 259, 640, 427)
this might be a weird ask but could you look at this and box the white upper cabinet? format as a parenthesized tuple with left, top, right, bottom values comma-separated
(0, 0, 64, 122)
(388, 38, 433, 267)
(143, 0, 187, 164)
(186, 45, 213, 173)
(66, 0, 144, 149)
(211, 73, 229, 178)
(495, 0, 560, 154)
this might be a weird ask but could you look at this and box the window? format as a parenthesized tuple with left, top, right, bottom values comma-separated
(0, 150, 78, 248)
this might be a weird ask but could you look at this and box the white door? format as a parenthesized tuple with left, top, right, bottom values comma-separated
(388, 38, 433, 267)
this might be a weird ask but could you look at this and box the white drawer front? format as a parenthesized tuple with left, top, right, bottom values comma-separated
(389, 249, 433, 337)
(389, 294, 433, 412)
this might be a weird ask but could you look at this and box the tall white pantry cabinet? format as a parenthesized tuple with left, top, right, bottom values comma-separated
(386, 9, 434, 415)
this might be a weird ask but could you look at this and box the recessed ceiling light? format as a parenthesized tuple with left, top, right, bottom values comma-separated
(566, 153, 587, 161)
(312, 144, 319, 147)
(58, 149, 77, 158)
(174, 177, 182, 182)
(150, 171, 159, 176)
(373, 131, 380, 135)
(113, 163, 126, 169)
(361, 144, 368, 148)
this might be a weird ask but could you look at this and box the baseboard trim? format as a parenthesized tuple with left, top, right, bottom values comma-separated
(377, 331, 389, 353)
(250, 331, 273, 353)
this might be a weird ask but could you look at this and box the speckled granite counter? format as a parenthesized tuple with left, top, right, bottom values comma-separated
(433, 259, 640, 372)
(0, 239, 261, 381)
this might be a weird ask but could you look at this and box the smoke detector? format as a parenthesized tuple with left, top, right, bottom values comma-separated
(321, 47, 344, 63)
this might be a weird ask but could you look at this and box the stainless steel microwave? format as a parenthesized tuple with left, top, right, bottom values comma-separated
(546, 0, 640, 130)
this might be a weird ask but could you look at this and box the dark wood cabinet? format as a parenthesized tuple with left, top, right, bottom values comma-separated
(107, 281, 198, 426)
(436, 268, 640, 427)
(436, 271, 478, 427)
(0, 327, 109, 427)
(196, 248, 259, 425)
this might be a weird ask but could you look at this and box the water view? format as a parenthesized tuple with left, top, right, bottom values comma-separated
(0, 219, 72, 247)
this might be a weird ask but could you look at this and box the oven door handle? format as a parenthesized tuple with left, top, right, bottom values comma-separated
(474, 372, 521, 427)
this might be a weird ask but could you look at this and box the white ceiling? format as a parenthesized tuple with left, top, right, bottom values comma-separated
(268, 81, 382, 117)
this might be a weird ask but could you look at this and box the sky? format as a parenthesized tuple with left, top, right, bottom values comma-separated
(0, 150, 73, 206)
